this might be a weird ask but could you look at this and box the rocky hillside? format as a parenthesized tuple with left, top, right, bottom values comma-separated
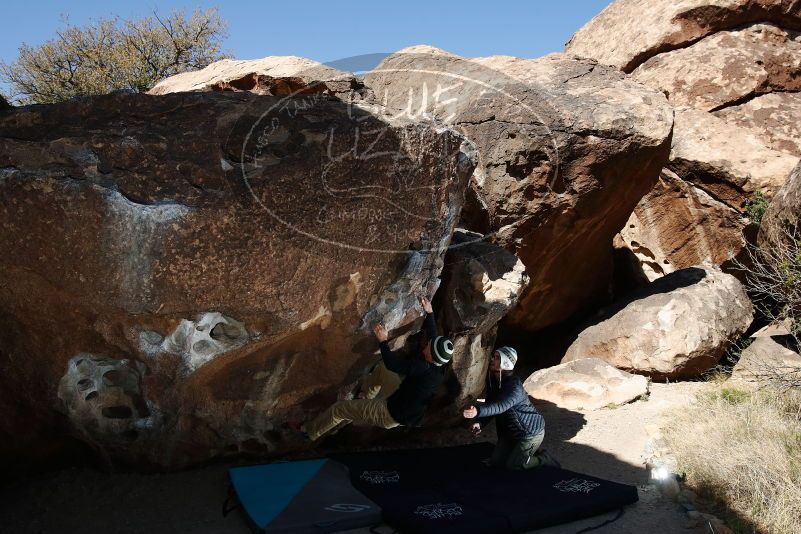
(3, 0, 796, 475)
(0, 44, 676, 471)
(152, 48, 675, 333)
(568, 0, 801, 280)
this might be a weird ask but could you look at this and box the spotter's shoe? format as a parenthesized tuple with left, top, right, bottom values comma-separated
(537, 449, 561, 468)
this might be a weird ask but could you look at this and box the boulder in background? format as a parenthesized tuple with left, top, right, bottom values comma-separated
(364, 47, 673, 332)
(562, 266, 753, 378)
(438, 229, 528, 403)
(148, 56, 359, 96)
(524, 358, 648, 411)
(566, 0, 801, 73)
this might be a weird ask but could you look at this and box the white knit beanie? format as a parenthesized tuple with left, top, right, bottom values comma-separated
(495, 346, 518, 371)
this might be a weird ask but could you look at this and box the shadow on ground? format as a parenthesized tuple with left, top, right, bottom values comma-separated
(0, 399, 688, 534)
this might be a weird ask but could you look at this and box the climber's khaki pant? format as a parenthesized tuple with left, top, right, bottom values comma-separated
(305, 398, 400, 441)
(305, 361, 402, 441)
(360, 361, 402, 400)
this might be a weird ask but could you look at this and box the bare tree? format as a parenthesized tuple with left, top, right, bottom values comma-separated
(734, 224, 801, 389)
(1, 9, 230, 104)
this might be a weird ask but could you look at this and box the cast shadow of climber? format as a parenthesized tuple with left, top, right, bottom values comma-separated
(534, 397, 650, 487)
(322, 394, 650, 499)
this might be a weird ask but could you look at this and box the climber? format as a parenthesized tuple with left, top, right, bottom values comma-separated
(296, 295, 454, 441)
(463, 346, 559, 470)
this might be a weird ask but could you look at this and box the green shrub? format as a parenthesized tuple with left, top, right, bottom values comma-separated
(719, 387, 750, 405)
(745, 191, 769, 225)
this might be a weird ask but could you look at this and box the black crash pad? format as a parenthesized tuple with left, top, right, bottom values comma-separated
(334, 443, 638, 534)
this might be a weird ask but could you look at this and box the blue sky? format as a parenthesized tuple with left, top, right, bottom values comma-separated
(1, 1, 610, 96)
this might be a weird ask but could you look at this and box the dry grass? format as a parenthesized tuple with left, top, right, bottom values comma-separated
(663, 384, 801, 534)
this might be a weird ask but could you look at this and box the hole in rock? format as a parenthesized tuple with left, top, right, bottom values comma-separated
(264, 430, 282, 442)
(228, 74, 258, 91)
(77, 379, 93, 391)
(211, 322, 240, 341)
(85, 391, 99, 401)
(192, 340, 214, 355)
(102, 370, 122, 387)
(102, 406, 133, 419)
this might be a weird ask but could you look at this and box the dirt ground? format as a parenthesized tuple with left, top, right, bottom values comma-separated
(0, 381, 711, 534)
(533, 381, 710, 534)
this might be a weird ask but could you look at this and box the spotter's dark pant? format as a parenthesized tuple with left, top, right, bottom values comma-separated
(487, 430, 546, 470)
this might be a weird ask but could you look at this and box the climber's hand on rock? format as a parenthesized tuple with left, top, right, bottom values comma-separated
(372, 323, 389, 342)
(471, 422, 481, 435)
(463, 406, 478, 419)
(420, 296, 433, 314)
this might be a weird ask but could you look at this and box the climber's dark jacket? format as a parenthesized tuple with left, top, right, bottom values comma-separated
(477, 374, 544, 440)
(379, 313, 445, 427)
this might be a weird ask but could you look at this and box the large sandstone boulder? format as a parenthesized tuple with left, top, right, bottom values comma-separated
(566, 0, 801, 73)
(730, 336, 801, 383)
(562, 267, 753, 378)
(524, 358, 648, 411)
(750, 318, 794, 338)
(439, 229, 528, 335)
(714, 92, 801, 157)
(669, 108, 798, 209)
(617, 107, 797, 279)
(617, 169, 744, 280)
(0, 90, 476, 470)
(438, 229, 528, 403)
(631, 24, 801, 112)
(760, 160, 801, 245)
(148, 56, 358, 96)
(362, 46, 674, 332)
(152, 48, 674, 332)
(569, 1, 801, 283)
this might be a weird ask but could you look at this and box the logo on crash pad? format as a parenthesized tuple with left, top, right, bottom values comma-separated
(414, 502, 464, 519)
(553, 478, 601, 493)
(360, 470, 400, 484)
(324, 503, 372, 513)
